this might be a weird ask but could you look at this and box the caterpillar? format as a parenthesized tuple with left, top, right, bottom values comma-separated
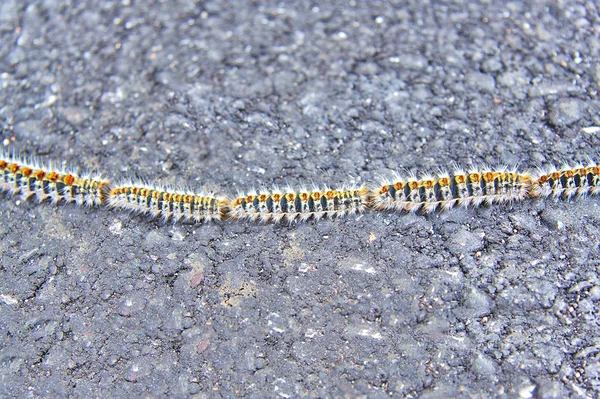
(372, 167, 532, 214)
(530, 162, 600, 199)
(229, 185, 371, 223)
(2, 148, 600, 225)
(107, 182, 228, 223)
(0, 152, 111, 206)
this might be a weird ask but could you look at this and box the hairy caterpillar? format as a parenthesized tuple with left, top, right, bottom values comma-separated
(0, 152, 111, 206)
(372, 167, 532, 214)
(229, 185, 371, 223)
(107, 182, 228, 223)
(2, 148, 600, 225)
(530, 162, 600, 199)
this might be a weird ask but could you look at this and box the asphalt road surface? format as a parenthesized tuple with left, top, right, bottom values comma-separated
(1, 1, 599, 398)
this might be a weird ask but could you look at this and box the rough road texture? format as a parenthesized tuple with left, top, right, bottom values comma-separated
(1, 1, 600, 398)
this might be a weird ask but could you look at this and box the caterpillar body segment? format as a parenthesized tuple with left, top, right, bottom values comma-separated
(57, 173, 112, 206)
(530, 162, 600, 199)
(474, 167, 531, 205)
(107, 182, 228, 223)
(229, 185, 371, 223)
(0, 153, 111, 206)
(372, 167, 532, 214)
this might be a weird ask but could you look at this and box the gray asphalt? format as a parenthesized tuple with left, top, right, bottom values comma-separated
(1, 1, 599, 398)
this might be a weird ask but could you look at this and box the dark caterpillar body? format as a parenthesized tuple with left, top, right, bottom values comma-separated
(373, 168, 531, 214)
(229, 186, 370, 223)
(107, 182, 226, 222)
(0, 154, 110, 206)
